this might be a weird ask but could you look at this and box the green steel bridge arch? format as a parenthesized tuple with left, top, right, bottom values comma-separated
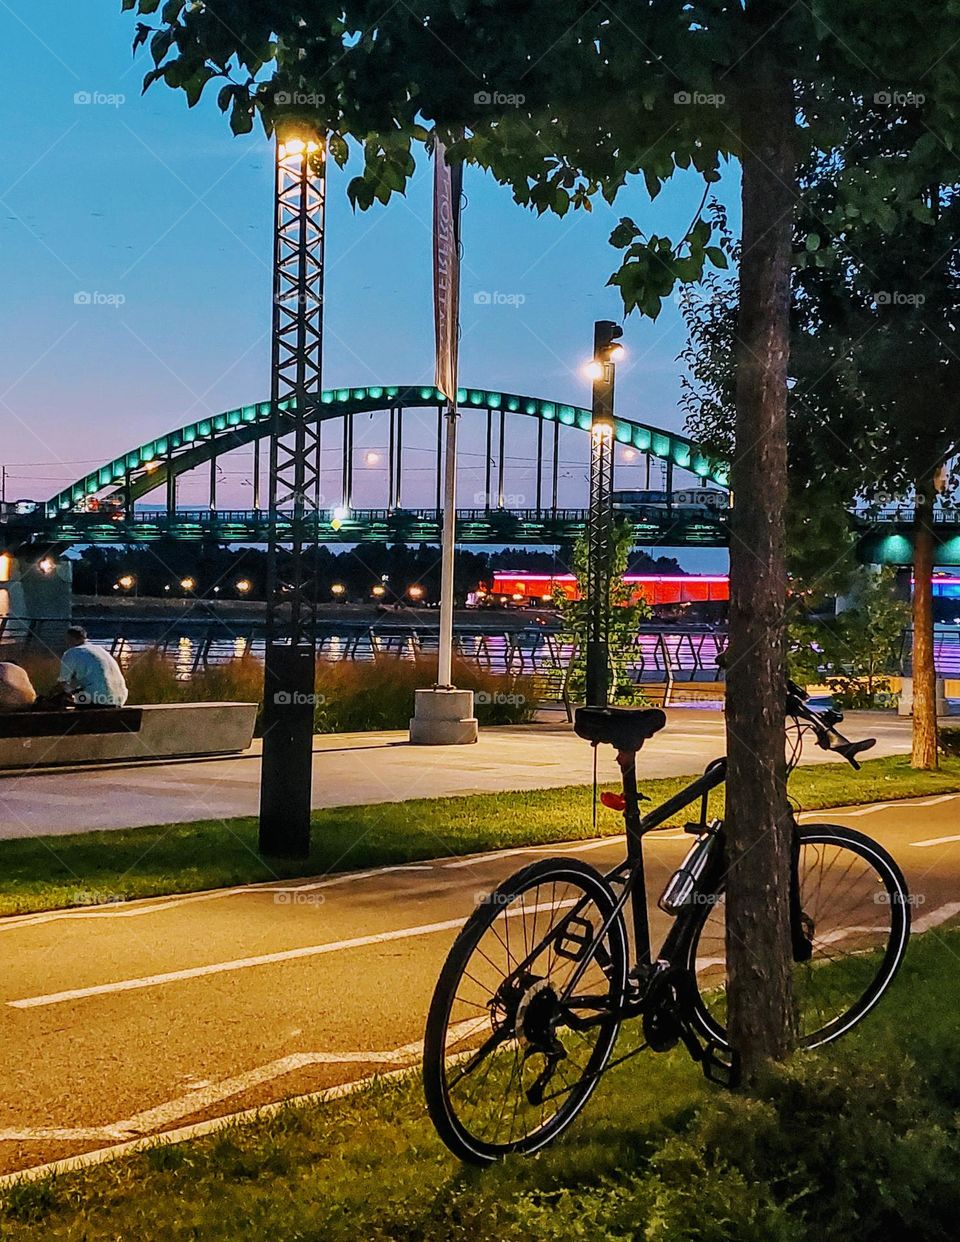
(43, 383, 729, 517)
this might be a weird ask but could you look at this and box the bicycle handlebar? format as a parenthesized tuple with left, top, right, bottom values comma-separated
(785, 679, 876, 770)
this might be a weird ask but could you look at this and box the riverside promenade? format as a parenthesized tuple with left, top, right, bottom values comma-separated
(0, 711, 919, 840)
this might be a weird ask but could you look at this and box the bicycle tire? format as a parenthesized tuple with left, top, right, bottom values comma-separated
(686, 823, 910, 1049)
(423, 857, 628, 1164)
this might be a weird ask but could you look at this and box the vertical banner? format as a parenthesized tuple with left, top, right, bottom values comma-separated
(433, 135, 463, 690)
(433, 137, 463, 402)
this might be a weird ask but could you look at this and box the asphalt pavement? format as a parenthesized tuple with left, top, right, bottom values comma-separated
(1, 787, 959, 1181)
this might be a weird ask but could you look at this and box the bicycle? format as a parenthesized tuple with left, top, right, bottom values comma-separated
(422, 683, 910, 1164)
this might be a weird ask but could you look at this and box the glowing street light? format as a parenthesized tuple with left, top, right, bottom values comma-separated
(585, 319, 624, 708)
(408, 585, 425, 601)
(371, 584, 386, 597)
(235, 578, 252, 595)
(180, 576, 196, 593)
(331, 582, 346, 597)
(37, 557, 55, 575)
(118, 574, 135, 591)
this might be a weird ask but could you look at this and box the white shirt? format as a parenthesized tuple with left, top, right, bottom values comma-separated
(60, 643, 128, 707)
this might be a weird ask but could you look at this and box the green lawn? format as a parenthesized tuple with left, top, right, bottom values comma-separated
(1, 754, 959, 917)
(4, 930, 960, 1240)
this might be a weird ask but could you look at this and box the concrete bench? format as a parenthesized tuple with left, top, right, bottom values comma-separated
(0, 702, 257, 769)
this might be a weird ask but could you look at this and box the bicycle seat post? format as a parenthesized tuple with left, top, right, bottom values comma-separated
(617, 749, 652, 969)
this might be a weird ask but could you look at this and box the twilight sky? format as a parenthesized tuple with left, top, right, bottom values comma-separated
(1, 2, 736, 568)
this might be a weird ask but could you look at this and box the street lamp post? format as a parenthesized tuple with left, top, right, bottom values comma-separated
(584, 319, 624, 708)
(258, 127, 326, 859)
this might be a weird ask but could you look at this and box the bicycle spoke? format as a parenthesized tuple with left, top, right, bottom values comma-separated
(425, 861, 626, 1159)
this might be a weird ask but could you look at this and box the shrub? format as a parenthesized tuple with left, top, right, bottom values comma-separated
(505, 1049, 960, 1242)
(312, 656, 537, 732)
(80, 649, 536, 733)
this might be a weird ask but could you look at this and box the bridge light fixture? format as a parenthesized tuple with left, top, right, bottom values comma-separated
(582, 360, 603, 381)
(330, 504, 350, 532)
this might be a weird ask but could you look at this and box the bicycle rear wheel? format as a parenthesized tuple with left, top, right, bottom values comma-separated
(423, 858, 628, 1164)
(687, 823, 909, 1049)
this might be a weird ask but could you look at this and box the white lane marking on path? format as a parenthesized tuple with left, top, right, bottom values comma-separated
(0, 1062, 416, 1189)
(6, 917, 469, 1009)
(0, 1023, 486, 1146)
(6, 900, 570, 1011)
(819, 794, 959, 819)
(912, 902, 960, 933)
(696, 904, 960, 971)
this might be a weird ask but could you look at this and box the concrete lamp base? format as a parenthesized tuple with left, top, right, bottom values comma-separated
(409, 687, 479, 745)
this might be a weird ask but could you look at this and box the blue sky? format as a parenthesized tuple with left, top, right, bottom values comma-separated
(0, 3, 735, 567)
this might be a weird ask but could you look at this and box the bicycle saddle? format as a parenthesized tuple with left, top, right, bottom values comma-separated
(574, 705, 667, 752)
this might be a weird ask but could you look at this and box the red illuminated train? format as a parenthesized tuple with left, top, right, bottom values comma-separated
(475, 571, 731, 608)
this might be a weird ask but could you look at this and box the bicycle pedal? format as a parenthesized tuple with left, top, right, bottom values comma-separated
(699, 1041, 740, 1089)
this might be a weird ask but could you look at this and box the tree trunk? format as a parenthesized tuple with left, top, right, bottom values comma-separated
(912, 476, 939, 769)
(725, 2, 796, 1081)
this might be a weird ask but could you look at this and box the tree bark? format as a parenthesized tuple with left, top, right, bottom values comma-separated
(725, 2, 797, 1081)
(911, 476, 939, 769)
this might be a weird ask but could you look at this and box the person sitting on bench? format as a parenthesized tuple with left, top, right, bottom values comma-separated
(0, 662, 37, 712)
(55, 625, 128, 709)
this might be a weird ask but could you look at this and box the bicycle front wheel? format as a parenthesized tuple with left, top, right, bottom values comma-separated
(687, 823, 910, 1049)
(423, 858, 628, 1164)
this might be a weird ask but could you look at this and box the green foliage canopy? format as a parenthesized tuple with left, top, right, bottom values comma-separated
(123, 1, 960, 323)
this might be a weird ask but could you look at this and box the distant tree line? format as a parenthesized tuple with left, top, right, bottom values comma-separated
(68, 542, 684, 604)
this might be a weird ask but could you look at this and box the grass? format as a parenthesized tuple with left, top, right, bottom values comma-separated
(2, 753, 959, 917)
(15, 650, 539, 731)
(3, 929, 960, 1240)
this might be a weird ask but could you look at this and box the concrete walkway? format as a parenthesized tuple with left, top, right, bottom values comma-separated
(0, 711, 919, 840)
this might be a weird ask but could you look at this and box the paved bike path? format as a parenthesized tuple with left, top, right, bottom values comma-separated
(1, 789, 959, 1180)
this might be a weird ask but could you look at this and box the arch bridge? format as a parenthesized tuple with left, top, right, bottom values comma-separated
(5, 384, 732, 548)
(2, 384, 957, 562)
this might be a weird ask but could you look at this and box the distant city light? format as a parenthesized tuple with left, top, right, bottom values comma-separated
(117, 574, 135, 591)
(582, 360, 603, 381)
(331, 582, 346, 596)
(364, 451, 381, 466)
(235, 578, 252, 594)
(38, 557, 55, 575)
(408, 585, 425, 600)
(371, 584, 386, 597)
(180, 576, 196, 592)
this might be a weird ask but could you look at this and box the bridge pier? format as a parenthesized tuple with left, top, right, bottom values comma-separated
(0, 552, 72, 639)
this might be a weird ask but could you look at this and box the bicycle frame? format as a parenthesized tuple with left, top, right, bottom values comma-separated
(553, 753, 729, 1011)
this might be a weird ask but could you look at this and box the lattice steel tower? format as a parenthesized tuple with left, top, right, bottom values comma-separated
(258, 132, 326, 858)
